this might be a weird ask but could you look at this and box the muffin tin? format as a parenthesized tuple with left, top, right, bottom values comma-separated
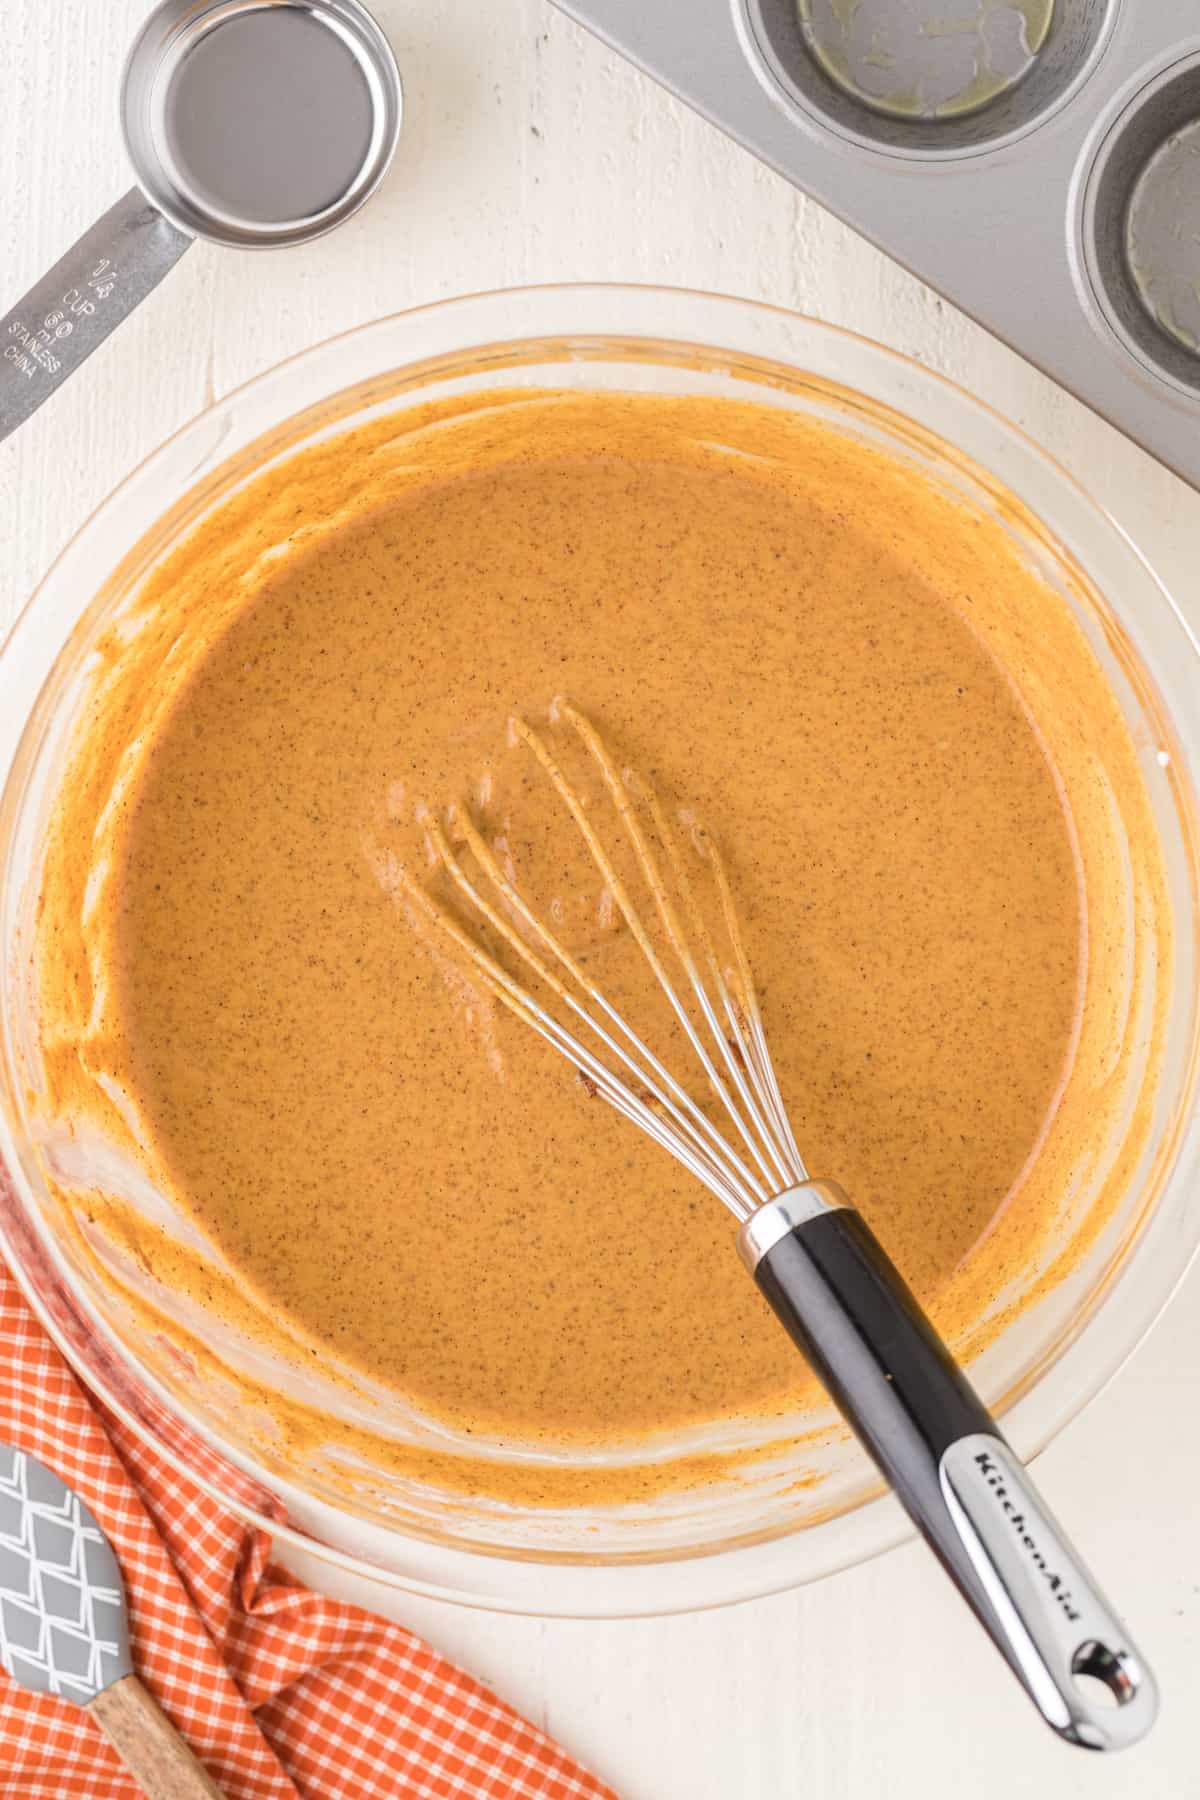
(552, 0, 1200, 491)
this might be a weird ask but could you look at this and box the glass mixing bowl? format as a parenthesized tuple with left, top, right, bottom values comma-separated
(0, 286, 1197, 1617)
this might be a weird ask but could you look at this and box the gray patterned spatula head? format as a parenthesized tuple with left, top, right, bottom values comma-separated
(0, 1443, 132, 1705)
(0, 1443, 223, 1797)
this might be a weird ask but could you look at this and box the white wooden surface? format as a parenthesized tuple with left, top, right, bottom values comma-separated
(2, 3, 1198, 1795)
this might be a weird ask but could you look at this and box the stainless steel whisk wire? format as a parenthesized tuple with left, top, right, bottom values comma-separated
(402, 700, 807, 1220)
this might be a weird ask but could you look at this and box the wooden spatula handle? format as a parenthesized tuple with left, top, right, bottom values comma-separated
(87, 1675, 225, 1798)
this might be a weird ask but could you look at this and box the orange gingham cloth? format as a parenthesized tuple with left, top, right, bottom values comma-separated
(0, 1259, 619, 1800)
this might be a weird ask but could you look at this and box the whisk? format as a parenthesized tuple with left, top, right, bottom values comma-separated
(403, 700, 1154, 1753)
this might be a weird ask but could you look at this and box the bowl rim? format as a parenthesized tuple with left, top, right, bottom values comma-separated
(1, 281, 1198, 1617)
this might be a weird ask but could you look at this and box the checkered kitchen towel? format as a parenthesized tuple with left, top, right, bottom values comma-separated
(0, 1257, 617, 1799)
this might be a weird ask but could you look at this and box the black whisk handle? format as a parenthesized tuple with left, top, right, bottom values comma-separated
(738, 1183, 1156, 1752)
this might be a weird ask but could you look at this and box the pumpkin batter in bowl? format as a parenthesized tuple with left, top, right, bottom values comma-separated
(13, 318, 1178, 1555)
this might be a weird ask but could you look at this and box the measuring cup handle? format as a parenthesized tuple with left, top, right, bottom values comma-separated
(0, 188, 191, 446)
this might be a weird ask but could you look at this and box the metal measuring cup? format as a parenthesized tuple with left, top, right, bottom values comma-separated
(0, 0, 402, 445)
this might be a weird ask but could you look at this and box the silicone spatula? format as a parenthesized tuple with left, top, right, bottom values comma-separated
(0, 1442, 224, 1797)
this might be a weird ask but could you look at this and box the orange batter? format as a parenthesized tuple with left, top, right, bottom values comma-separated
(32, 388, 1162, 1503)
